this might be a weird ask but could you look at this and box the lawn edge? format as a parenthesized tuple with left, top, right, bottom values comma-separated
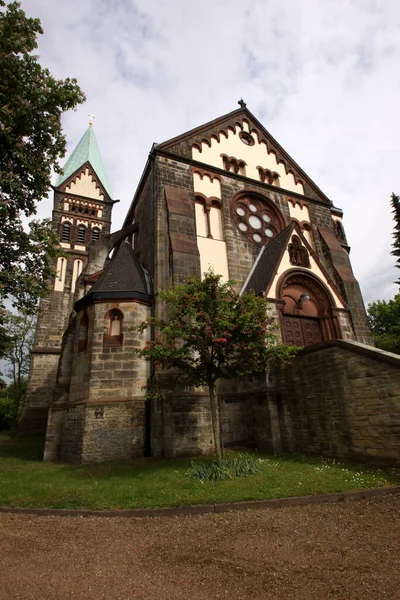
(1, 486, 399, 519)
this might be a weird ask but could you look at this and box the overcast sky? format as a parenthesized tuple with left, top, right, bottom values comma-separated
(22, 0, 400, 305)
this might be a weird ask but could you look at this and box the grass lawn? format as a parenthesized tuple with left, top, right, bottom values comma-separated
(0, 432, 399, 510)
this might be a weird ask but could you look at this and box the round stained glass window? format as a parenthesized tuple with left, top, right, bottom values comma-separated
(248, 215, 262, 229)
(231, 195, 282, 246)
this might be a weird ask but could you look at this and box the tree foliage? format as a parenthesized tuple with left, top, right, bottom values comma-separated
(136, 270, 299, 458)
(367, 294, 400, 355)
(0, 378, 27, 430)
(0, 308, 36, 386)
(390, 193, 400, 284)
(0, 1, 86, 311)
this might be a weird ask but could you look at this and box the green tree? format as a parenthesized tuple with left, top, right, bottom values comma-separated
(136, 270, 298, 459)
(0, 309, 36, 387)
(367, 295, 400, 355)
(0, 378, 27, 430)
(391, 193, 400, 284)
(0, 308, 35, 429)
(0, 1, 86, 312)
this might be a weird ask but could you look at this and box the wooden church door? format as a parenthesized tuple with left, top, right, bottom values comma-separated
(282, 315, 324, 347)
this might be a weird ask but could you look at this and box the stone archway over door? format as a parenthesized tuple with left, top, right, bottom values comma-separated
(279, 272, 341, 347)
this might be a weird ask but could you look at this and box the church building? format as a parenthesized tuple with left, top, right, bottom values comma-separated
(21, 103, 374, 463)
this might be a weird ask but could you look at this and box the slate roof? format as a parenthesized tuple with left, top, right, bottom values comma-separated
(89, 241, 150, 296)
(241, 224, 294, 296)
(55, 125, 112, 197)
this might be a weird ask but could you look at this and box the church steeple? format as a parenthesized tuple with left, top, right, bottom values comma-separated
(55, 123, 112, 198)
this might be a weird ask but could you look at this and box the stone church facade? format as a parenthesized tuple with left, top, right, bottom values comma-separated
(21, 104, 400, 466)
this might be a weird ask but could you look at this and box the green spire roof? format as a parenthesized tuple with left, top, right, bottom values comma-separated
(55, 125, 112, 197)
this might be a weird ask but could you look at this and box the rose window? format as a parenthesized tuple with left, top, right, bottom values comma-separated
(232, 197, 282, 246)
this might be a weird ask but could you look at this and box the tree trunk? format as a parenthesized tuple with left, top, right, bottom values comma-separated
(209, 382, 222, 460)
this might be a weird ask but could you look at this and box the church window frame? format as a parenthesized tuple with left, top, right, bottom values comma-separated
(231, 192, 285, 247)
(91, 227, 100, 243)
(239, 131, 255, 146)
(61, 221, 71, 242)
(195, 196, 224, 241)
(103, 308, 124, 347)
(78, 313, 89, 352)
(334, 219, 345, 241)
(76, 224, 87, 245)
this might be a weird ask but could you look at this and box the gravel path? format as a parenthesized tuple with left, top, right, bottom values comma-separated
(1, 494, 400, 600)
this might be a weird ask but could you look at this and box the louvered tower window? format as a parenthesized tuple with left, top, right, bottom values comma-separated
(61, 222, 71, 242)
(77, 225, 86, 245)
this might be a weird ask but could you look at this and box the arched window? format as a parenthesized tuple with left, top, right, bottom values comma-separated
(335, 220, 345, 241)
(61, 222, 71, 242)
(54, 256, 67, 291)
(77, 225, 86, 245)
(231, 192, 285, 246)
(195, 197, 224, 240)
(195, 199, 209, 237)
(92, 228, 100, 243)
(71, 259, 83, 293)
(209, 202, 223, 240)
(103, 308, 124, 347)
(78, 313, 89, 352)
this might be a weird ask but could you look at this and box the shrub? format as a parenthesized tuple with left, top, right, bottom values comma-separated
(189, 453, 262, 481)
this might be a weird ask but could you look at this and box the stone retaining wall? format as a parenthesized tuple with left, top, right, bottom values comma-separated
(280, 340, 400, 466)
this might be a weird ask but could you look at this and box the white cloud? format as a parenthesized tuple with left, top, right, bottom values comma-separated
(22, 0, 400, 302)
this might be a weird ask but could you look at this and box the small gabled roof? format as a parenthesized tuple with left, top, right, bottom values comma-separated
(55, 125, 112, 197)
(241, 224, 294, 296)
(89, 241, 150, 296)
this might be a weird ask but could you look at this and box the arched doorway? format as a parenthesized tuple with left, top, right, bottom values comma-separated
(278, 272, 341, 347)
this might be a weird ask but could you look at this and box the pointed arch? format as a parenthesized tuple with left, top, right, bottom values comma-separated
(277, 271, 342, 347)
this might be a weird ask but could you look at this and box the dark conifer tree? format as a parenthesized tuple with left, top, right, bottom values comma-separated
(391, 193, 400, 284)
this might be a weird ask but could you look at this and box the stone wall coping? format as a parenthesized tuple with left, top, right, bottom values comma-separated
(1, 486, 399, 519)
(31, 347, 61, 355)
(298, 339, 400, 369)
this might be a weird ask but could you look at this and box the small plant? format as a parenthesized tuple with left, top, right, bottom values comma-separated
(188, 453, 262, 482)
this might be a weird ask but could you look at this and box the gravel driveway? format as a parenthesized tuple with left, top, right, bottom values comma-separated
(1, 494, 399, 600)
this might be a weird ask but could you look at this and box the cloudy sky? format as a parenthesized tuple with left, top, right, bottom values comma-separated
(22, 0, 400, 304)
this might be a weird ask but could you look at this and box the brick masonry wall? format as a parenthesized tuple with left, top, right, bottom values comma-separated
(150, 374, 282, 459)
(44, 299, 151, 463)
(280, 340, 400, 466)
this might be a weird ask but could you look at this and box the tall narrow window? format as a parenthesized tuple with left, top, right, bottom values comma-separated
(78, 313, 89, 352)
(77, 225, 86, 245)
(195, 200, 208, 237)
(61, 222, 71, 242)
(54, 256, 67, 291)
(209, 203, 223, 240)
(103, 308, 124, 347)
(71, 259, 83, 293)
(91, 227, 100, 242)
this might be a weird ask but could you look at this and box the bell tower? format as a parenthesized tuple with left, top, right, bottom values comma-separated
(20, 119, 115, 435)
